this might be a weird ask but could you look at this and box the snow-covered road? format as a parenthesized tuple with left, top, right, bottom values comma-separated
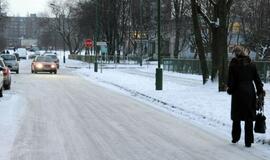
(1, 60, 268, 159)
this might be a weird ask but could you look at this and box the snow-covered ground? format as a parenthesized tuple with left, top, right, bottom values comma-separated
(64, 59, 270, 150)
(0, 91, 26, 160)
(1, 54, 270, 159)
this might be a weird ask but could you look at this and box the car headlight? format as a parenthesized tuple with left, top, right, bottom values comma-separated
(36, 63, 43, 69)
(51, 64, 56, 68)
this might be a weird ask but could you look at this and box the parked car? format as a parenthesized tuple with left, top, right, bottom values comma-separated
(31, 56, 57, 74)
(44, 53, 59, 68)
(0, 57, 11, 90)
(0, 66, 3, 97)
(16, 48, 28, 59)
(0, 54, 19, 74)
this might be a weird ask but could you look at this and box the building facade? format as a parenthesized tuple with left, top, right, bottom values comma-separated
(4, 14, 40, 48)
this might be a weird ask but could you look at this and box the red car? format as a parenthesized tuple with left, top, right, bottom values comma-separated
(31, 56, 57, 74)
(0, 57, 11, 90)
(44, 53, 60, 69)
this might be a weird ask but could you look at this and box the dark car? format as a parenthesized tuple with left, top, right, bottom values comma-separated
(31, 56, 57, 74)
(29, 53, 40, 59)
(0, 66, 3, 97)
(0, 57, 11, 90)
(44, 53, 59, 68)
(0, 54, 19, 74)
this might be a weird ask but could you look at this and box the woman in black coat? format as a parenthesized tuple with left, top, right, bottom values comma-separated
(227, 46, 264, 147)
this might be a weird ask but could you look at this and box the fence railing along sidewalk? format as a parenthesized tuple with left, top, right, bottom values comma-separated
(163, 58, 270, 83)
(68, 54, 153, 65)
(69, 55, 270, 83)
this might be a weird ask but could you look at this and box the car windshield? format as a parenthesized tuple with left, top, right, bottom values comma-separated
(45, 55, 57, 59)
(36, 56, 54, 62)
(1, 55, 16, 60)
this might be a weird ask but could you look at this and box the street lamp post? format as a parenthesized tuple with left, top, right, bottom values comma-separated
(155, 0, 163, 90)
(94, 0, 99, 72)
(62, 15, 66, 63)
(140, 0, 143, 66)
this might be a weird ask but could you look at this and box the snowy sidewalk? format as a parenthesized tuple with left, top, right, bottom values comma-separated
(0, 91, 26, 160)
(65, 60, 270, 147)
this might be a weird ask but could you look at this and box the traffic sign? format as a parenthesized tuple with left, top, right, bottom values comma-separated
(97, 41, 107, 46)
(84, 39, 93, 48)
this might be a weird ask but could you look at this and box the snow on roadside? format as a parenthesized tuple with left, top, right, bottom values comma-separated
(65, 60, 270, 148)
(0, 92, 26, 160)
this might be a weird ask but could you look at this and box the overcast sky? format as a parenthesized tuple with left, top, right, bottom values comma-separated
(7, 0, 50, 17)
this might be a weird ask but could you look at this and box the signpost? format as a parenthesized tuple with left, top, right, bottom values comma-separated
(97, 42, 107, 73)
(84, 39, 93, 69)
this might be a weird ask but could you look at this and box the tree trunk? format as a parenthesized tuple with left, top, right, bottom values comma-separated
(211, 27, 219, 81)
(173, 0, 184, 59)
(174, 24, 180, 58)
(191, 0, 209, 84)
(210, 5, 219, 81)
(217, 0, 229, 91)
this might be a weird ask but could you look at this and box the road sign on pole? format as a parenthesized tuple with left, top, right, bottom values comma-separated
(97, 41, 107, 46)
(85, 39, 93, 48)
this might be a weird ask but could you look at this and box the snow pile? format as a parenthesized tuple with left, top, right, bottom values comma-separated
(65, 59, 270, 146)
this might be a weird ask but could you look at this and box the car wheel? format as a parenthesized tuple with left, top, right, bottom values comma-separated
(54, 71, 57, 74)
(16, 70, 19, 74)
(0, 87, 3, 97)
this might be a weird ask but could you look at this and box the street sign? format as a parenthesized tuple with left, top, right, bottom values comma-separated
(84, 39, 93, 48)
(101, 46, 108, 54)
(97, 42, 107, 46)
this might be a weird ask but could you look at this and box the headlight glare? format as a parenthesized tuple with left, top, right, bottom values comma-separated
(36, 63, 43, 69)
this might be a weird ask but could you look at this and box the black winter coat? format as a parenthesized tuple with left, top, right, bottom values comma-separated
(227, 56, 264, 121)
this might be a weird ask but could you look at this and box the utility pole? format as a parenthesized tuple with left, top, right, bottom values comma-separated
(155, 0, 163, 90)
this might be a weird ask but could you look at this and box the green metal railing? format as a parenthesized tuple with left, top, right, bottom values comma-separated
(163, 58, 270, 83)
(68, 54, 152, 65)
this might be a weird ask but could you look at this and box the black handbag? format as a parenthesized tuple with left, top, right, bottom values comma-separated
(254, 108, 266, 134)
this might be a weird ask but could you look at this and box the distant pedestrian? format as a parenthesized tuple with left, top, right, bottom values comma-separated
(227, 46, 265, 147)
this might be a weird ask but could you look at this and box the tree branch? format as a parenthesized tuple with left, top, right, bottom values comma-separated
(196, 4, 212, 27)
(209, 0, 216, 6)
(226, 0, 233, 10)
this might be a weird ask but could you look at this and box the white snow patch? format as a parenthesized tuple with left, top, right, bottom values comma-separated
(0, 92, 26, 160)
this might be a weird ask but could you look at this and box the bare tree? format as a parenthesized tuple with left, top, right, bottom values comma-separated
(191, 0, 209, 84)
(49, 0, 84, 54)
(172, 0, 190, 58)
(193, 0, 233, 91)
(74, 0, 133, 62)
